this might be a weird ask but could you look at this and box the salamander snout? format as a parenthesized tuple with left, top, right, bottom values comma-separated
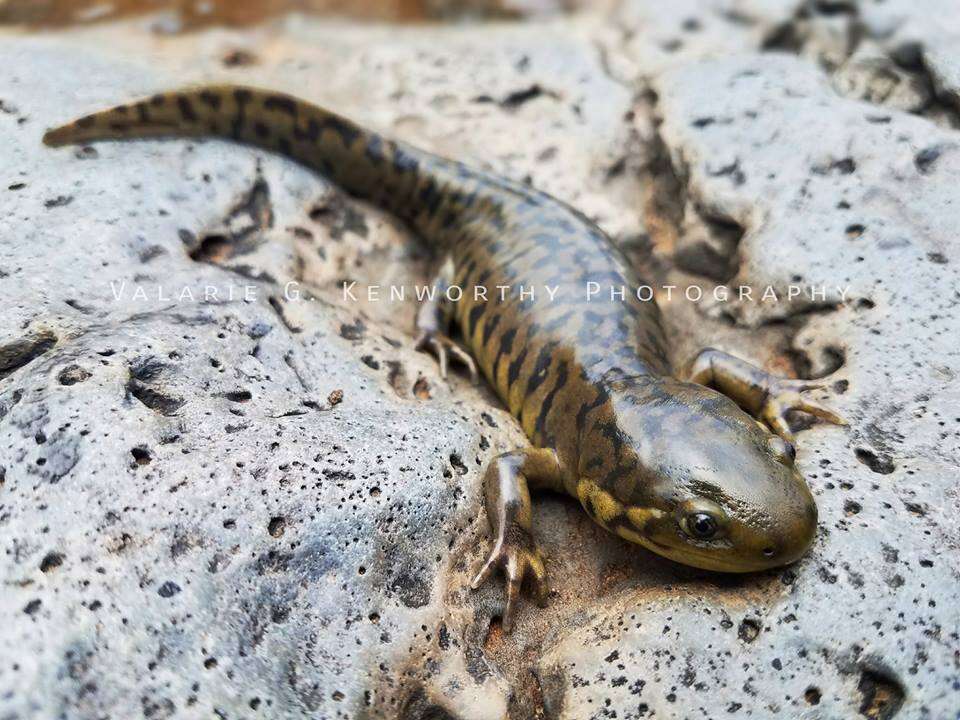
(761, 492, 818, 566)
(640, 431, 819, 573)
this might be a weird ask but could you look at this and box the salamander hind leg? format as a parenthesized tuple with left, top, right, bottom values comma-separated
(471, 447, 564, 632)
(685, 348, 847, 442)
(414, 273, 478, 383)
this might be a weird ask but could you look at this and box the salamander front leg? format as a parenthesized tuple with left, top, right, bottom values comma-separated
(471, 447, 563, 632)
(414, 275, 478, 383)
(686, 348, 846, 442)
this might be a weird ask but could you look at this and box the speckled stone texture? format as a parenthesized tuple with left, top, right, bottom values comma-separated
(1, 2, 958, 719)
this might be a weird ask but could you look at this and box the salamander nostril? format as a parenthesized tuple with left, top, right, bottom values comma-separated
(762, 547, 776, 558)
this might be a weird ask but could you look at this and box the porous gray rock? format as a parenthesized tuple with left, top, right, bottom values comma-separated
(2, 3, 958, 719)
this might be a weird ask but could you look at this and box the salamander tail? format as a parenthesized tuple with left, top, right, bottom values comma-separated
(42, 85, 449, 228)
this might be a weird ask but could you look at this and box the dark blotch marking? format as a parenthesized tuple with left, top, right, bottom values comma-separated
(535, 359, 568, 436)
(293, 117, 320, 143)
(199, 91, 222, 110)
(76, 116, 95, 129)
(467, 303, 486, 340)
(475, 268, 493, 288)
(494, 327, 517, 377)
(598, 420, 625, 457)
(393, 147, 420, 174)
(602, 461, 636, 497)
(232, 89, 252, 138)
(419, 178, 442, 216)
(254, 122, 269, 139)
(176, 95, 197, 122)
(264, 95, 298, 116)
(525, 342, 557, 397)
(482, 312, 502, 346)
(441, 210, 458, 230)
(323, 116, 361, 147)
(365, 135, 386, 166)
(507, 345, 529, 388)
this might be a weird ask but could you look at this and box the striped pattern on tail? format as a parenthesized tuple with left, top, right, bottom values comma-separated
(43, 85, 486, 245)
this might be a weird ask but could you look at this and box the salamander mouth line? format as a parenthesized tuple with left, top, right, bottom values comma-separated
(644, 536, 754, 566)
(648, 544, 776, 573)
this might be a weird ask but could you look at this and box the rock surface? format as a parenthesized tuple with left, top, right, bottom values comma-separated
(1, 2, 958, 719)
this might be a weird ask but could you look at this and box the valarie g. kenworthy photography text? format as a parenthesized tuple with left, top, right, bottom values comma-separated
(107, 279, 852, 306)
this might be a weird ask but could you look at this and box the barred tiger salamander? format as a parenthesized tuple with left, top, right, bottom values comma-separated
(44, 86, 845, 631)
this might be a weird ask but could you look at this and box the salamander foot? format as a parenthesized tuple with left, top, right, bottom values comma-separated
(755, 377, 846, 442)
(471, 530, 548, 633)
(415, 330, 479, 383)
(471, 448, 562, 632)
(686, 348, 847, 442)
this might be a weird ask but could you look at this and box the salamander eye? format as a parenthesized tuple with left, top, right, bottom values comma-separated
(684, 512, 718, 540)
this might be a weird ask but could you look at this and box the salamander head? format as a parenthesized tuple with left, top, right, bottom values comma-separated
(580, 379, 817, 573)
